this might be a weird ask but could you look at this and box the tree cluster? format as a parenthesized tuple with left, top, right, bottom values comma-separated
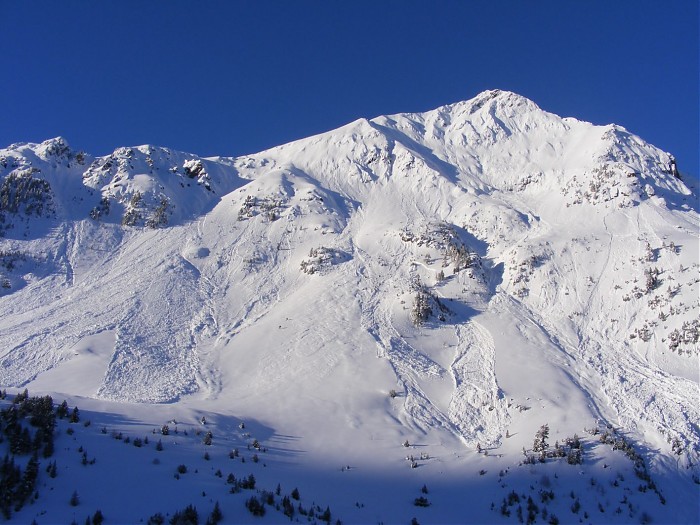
(0, 171, 54, 219)
(410, 284, 449, 326)
(0, 390, 65, 518)
(523, 424, 583, 465)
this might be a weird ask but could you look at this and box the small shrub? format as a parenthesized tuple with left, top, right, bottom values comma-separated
(319, 506, 331, 523)
(147, 513, 164, 525)
(169, 504, 198, 525)
(571, 499, 581, 514)
(262, 491, 274, 505)
(92, 509, 104, 525)
(282, 496, 294, 518)
(245, 496, 265, 517)
(209, 501, 222, 524)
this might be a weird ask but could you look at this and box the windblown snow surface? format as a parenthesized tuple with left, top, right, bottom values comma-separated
(0, 90, 698, 524)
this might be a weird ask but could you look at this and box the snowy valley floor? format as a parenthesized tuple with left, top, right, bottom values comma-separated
(2, 386, 697, 525)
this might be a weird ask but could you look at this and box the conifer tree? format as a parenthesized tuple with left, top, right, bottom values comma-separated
(207, 501, 222, 525)
(533, 424, 549, 452)
(92, 509, 104, 525)
(57, 400, 69, 419)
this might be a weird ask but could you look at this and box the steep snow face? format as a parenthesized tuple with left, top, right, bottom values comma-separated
(0, 141, 246, 402)
(0, 91, 698, 480)
(373, 90, 688, 203)
(221, 89, 699, 466)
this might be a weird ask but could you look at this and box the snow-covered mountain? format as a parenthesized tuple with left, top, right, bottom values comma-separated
(0, 90, 698, 524)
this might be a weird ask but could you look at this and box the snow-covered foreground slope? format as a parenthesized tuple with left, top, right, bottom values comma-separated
(0, 90, 698, 524)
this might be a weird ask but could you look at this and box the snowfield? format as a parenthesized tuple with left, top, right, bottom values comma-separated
(0, 90, 697, 524)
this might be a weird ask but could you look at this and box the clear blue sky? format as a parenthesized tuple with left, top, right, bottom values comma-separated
(2, 1, 698, 178)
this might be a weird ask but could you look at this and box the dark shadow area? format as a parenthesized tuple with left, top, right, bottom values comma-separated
(449, 223, 490, 258)
(0, 388, 695, 524)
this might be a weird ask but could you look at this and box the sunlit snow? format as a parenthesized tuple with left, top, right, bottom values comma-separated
(0, 90, 697, 524)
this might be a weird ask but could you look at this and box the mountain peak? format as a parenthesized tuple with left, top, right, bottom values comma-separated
(436, 89, 542, 120)
(0, 94, 698, 524)
(469, 88, 537, 107)
(35, 136, 72, 160)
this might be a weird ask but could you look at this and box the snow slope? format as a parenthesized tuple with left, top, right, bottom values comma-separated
(0, 90, 698, 524)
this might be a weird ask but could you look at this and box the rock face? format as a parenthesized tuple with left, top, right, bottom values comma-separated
(0, 90, 697, 473)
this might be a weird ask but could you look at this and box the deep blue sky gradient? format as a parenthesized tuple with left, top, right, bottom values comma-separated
(2, 1, 698, 178)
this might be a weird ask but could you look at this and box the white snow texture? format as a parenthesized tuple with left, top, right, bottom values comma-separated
(0, 90, 698, 523)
